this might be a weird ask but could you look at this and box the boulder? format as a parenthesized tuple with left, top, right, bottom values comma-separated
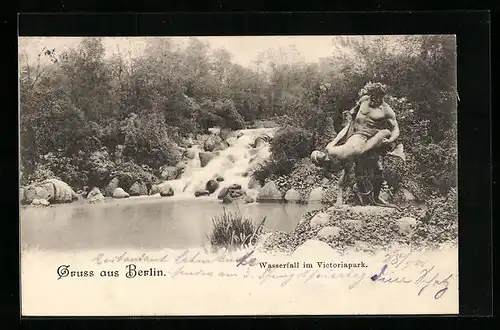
(243, 195, 255, 204)
(310, 212, 330, 227)
(256, 181, 282, 202)
(341, 219, 364, 230)
(129, 181, 148, 196)
(113, 188, 130, 199)
(228, 183, 242, 190)
(222, 192, 251, 205)
(204, 135, 227, 152)
(199, 152, 215, 167)
(216, 176, 224, 182)
(317, 226, 341, 240)
(219, 183, 249, 203)
(87, 187, 104, 202)
(229, 189, 245, 198)
(236, 132, 244, 139)
(308, 187, 323, 202)
(401, 188, 416, 202)
(354, 240, 374, 252)
(222, 195, 234, 204)
(205, 180, 219, 194)
(31, 198, 50, 207)
(217, 187, 230, 200)
(160, 166, 179, 181)
(24, 178, 78, 204)
(185, 148, 197, 160)
(194, 189, 210, 197)
(159, 184, 174, 197)
(284, 188, 301, 203)
(253, 134, 270, 148)
(396, 217, 417, 235)
(293, 239, 335, 259)
(105, 177, 120, 197)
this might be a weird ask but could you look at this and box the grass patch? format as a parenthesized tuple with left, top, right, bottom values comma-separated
(207, 206, 267, 251)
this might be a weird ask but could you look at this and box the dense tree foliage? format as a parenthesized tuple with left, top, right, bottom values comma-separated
(20, 36, 457, 197)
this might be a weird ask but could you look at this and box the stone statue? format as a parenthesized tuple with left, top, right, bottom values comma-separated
(311, 82, 405, 207)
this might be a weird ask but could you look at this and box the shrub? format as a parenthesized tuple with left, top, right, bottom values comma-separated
(214, 99, 246, 130)
(110, 161, 159, 192)
(413, 187, 458, 245)
(207, 208, 267, 251)
(86, 148, 116, 189)
(121, 113, 182, 169)
(311, 115, 338, 150)
(28, 151, 87, 189)
(251, 160, 279, 186)
(269, 126, 313, 175)
(414, 137, 457, 194)
(24, 162, 59, 185)
(288, 157, 327, 199)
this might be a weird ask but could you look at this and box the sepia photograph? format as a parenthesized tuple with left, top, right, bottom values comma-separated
(19, 35, 459, 316)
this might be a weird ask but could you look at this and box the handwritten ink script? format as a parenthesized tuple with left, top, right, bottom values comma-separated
(57, 248, 457, 300)
(369, 250, 455, 299)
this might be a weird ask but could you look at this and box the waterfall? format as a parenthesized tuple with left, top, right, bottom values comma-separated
(164, 127, 277, 199)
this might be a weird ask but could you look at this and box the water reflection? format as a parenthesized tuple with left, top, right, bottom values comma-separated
(20, 198, 321, 251)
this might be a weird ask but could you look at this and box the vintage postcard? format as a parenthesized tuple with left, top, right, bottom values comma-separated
(19, 35, 458, 316)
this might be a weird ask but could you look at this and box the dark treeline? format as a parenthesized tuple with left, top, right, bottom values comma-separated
(19, 36, 457, 199)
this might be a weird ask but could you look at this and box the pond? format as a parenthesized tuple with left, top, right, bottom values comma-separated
(20, 196, 323, 251)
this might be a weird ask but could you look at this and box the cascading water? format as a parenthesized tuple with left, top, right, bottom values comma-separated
(165, 127, 278, 199)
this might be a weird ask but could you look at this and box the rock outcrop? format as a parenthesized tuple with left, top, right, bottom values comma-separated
(199, 152, 215, 167)
(310, 212, 330, 227)
(194, 189, 210, 197)
(24, 178, 78, 204)
(87, 187, 104, 203)
(256, 181, 282, 202)
(159, 184, 174, 197)
(396, 217, 417, 235)
(204, 134, 228, 152)
(308, 187, 323, 202)
(218, 184, 250, 203)
(205, 180, 219, 194)
(252, 134, 271, 148)
(317, 226, 341, 240)
(31, 198, 50, 207)
(113, 188, 130, 198)
(284, 188, 301, 203)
